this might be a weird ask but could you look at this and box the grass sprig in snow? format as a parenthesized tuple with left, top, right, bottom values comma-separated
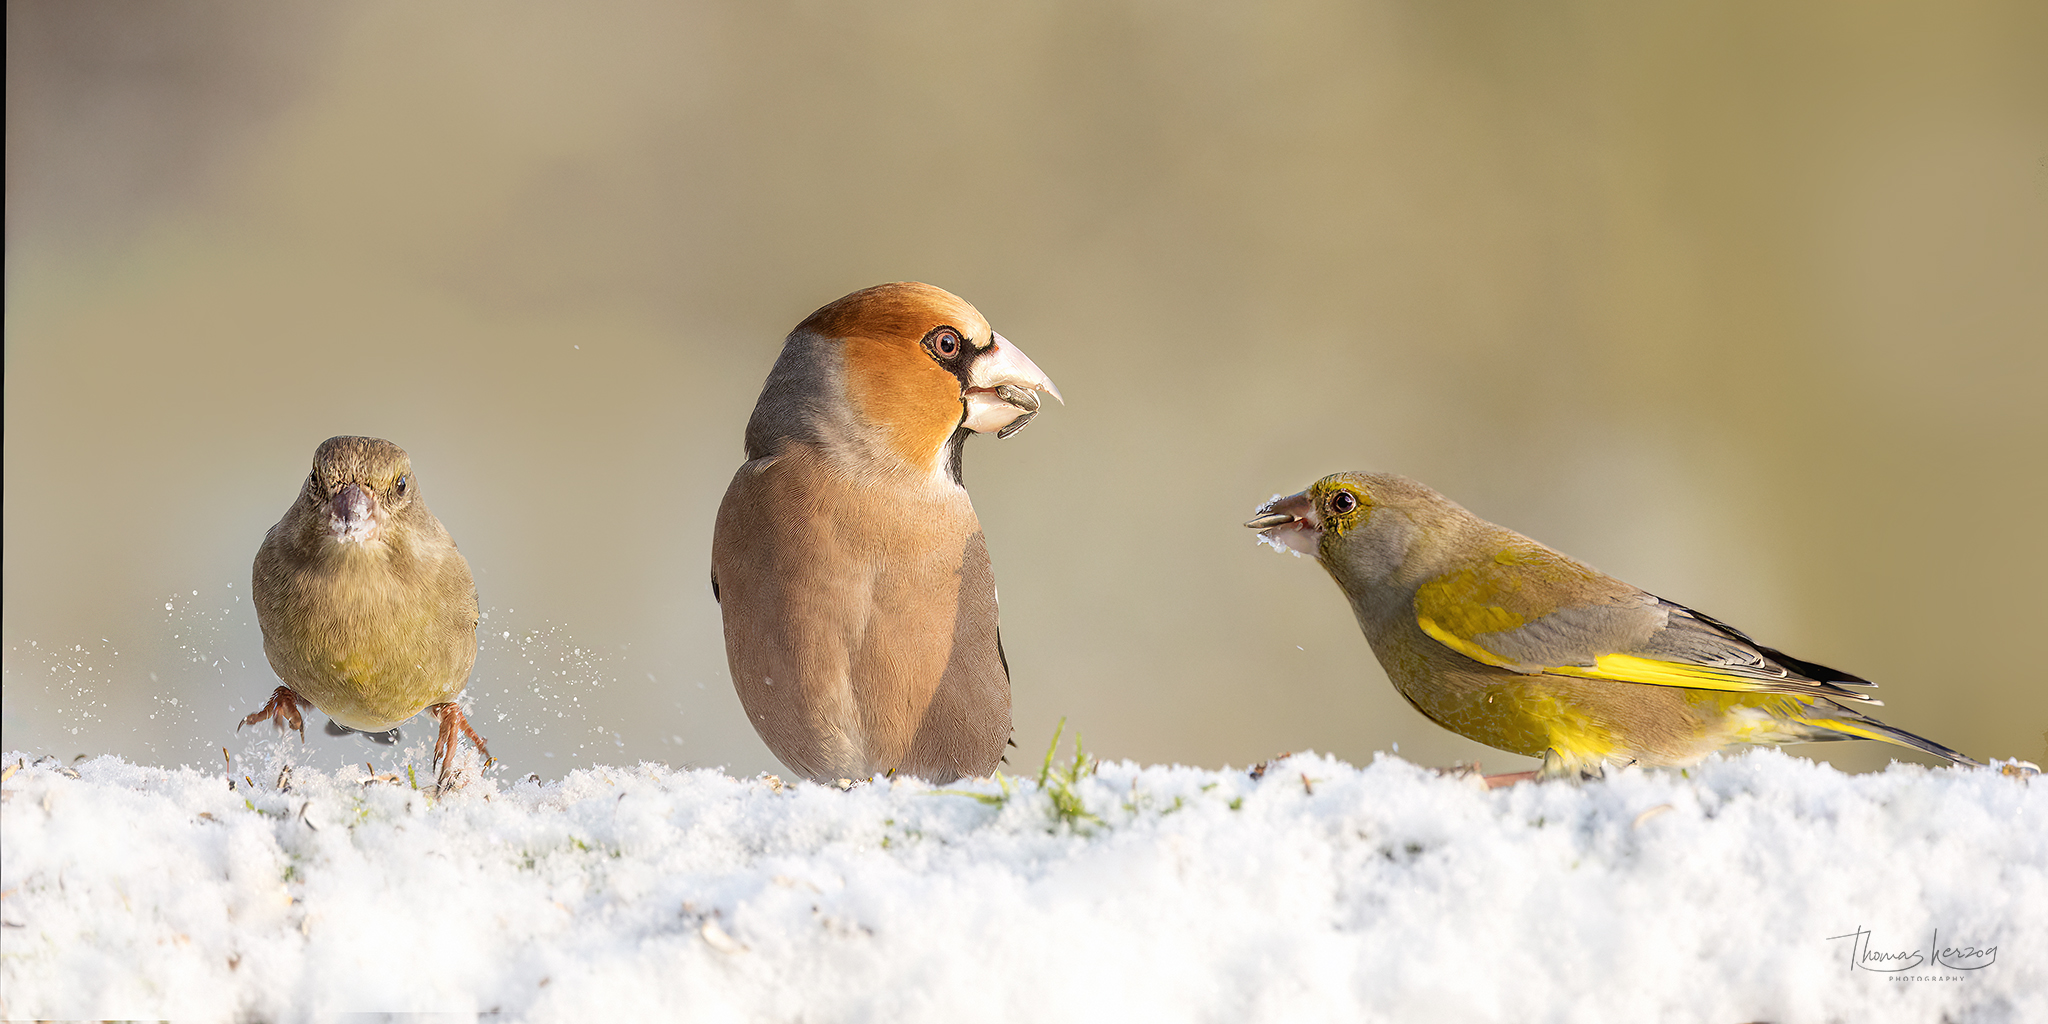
(933, 717, 1103, 833)
(1036, 717, 1102, 833)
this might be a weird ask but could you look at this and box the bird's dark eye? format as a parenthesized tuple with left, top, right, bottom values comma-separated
(1330, 490, 1358, 515)
(928, 328, 962, 360)
(395, 475, 409, 496)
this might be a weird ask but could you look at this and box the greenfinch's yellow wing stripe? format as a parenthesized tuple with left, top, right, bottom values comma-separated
(1544, 653, 1788, 694)
(1416, 615, 1529, 670)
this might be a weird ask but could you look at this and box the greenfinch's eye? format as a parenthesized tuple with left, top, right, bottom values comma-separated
(1330, 490, 1358, 515)
(395, 475, 409, 496)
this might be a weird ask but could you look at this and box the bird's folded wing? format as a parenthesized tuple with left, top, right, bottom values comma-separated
(1412, 557, 1877, 702)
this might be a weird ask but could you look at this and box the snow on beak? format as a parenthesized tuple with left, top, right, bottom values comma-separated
(328, 483, 381, 544)
(1245, 490, 1321, 557)
(963, 332, 1063, 439)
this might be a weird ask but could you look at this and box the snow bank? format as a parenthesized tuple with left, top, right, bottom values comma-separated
(2, 748, 2040, 1023)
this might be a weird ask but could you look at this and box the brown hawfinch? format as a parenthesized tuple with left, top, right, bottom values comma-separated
(712, 282, 1061, 783)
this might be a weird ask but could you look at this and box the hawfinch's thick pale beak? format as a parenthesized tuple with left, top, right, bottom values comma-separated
(1246, 490, 1321, 556)
(963, 333, 1063, 438)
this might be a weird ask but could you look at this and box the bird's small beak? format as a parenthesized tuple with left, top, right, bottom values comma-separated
(328, 483, 381, 544)
(963, 332, 1063, 439)
(1246, 490, 1321, 557)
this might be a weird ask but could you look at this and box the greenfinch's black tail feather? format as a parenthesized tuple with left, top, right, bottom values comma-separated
(1797, 709, 1981, 767)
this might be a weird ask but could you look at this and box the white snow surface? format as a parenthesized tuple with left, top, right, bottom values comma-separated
(2, 748, 2040, 1024)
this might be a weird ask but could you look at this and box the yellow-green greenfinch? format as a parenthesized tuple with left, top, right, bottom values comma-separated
(242, 436, 490, 785)
(1247, 471, 1979, 779)
(711, 283, 1061, 783)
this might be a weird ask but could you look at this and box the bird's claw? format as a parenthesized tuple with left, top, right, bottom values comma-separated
(427, 702, 493, 790)
(1248, 752, 1299, 781)
(239, 687, 308, 741)
(1433, 763, 1540, 789)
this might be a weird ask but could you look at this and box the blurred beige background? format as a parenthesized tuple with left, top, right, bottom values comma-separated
(7, 0, 2044, 780)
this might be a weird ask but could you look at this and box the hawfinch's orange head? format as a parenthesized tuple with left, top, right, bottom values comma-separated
(746, 282, 1061, 479)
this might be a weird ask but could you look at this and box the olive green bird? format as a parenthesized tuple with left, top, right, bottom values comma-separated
(1247, 472, 1980, 780)
(240, 436, 490, 786)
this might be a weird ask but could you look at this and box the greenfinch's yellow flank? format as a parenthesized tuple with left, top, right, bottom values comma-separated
(1248, 472, 1979, 779)
(242, 436, 490, 786)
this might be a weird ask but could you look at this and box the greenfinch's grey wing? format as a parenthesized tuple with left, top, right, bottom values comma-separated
(1410, 542, 1879, 703)
(1625, 604, 1877, 695)
(1545, 601, 1879, 702)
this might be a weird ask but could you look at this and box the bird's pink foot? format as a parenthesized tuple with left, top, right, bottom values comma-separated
(1435, 762, 1540, 788)
(427, 702, 492, 786)
(239, 686, 308, 741)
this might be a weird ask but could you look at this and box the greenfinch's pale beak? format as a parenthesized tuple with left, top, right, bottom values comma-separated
(964, 332, 1063, 439)
(1247, 490, 1320, 556)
